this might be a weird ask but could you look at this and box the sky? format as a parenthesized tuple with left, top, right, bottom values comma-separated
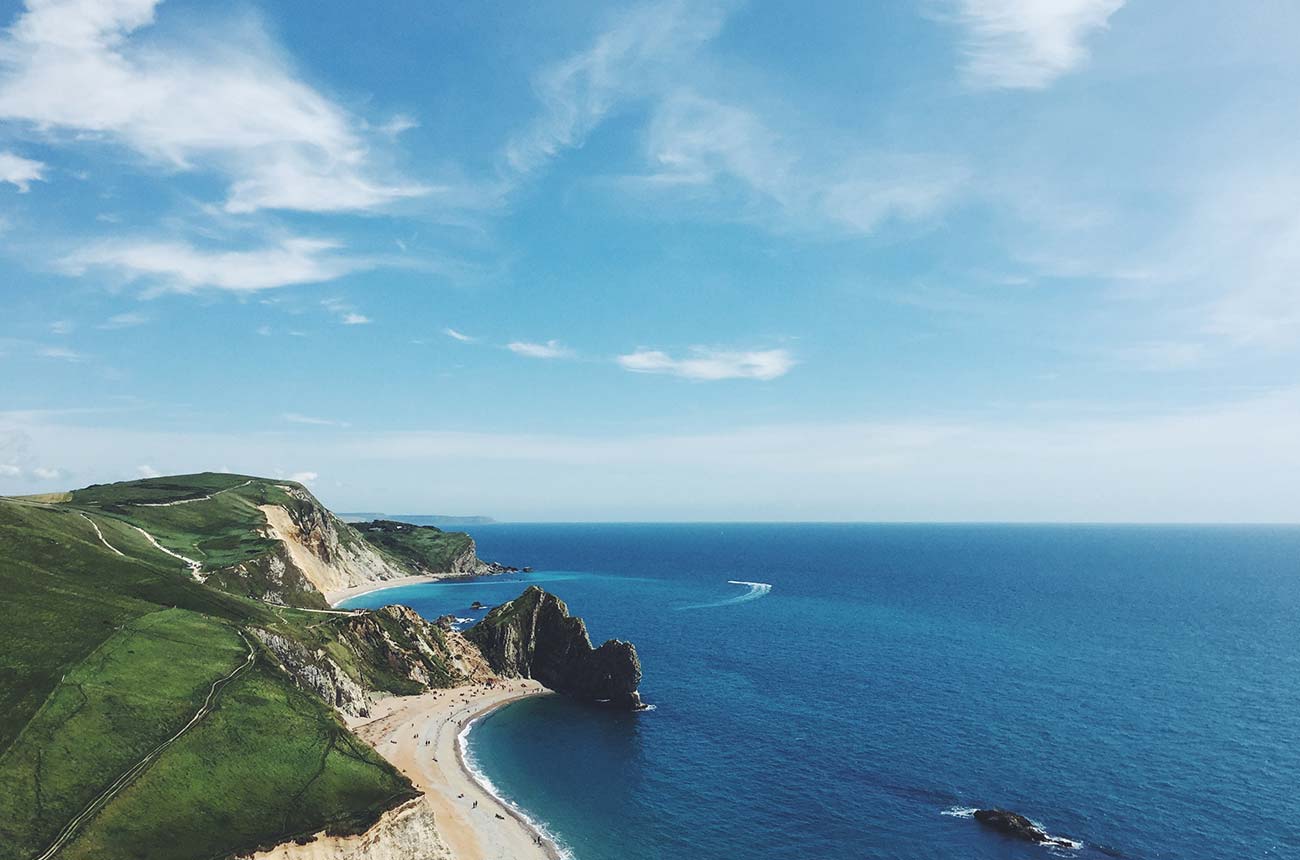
(1, 0, 1298, 521)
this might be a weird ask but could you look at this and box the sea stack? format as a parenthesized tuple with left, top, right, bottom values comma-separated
(467, 585, 646, 709)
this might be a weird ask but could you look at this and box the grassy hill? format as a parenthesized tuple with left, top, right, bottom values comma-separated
(0, 475, 455, 859)
(352, 519, 478, 574)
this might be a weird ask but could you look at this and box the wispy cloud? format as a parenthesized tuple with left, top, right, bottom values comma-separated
(136, 464, 161, 478)
(49, 320, 74, 335)
(502, 0, 730, 177)
(617, 347, 795, 380)
(38, 346, 84, 362)
(321, 297, 372, 326)
(632, 91, 966, 236)
(282, 413, 349, 428)
(444, 327, 476, 343)
(507, 340, 572, 359)
(945, 0, 1125, 89)
(0, 0, 427, 214)
(63, 237, 359, 292)
(0, 150, 45, 191)
(98, 311, 149, 330)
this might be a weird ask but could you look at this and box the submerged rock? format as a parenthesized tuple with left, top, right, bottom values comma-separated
(974, 809, 1074, 848)
(466, 585, 645, 709)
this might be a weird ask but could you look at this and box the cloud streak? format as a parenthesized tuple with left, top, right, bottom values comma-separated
(947, 0, 1125, 89)
(64, 237, 360, 292)
(618, 347, 795, 380)
(507, 340, 572, 359)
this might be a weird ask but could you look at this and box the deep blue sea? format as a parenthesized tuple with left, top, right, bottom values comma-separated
(341, 524, 1300, 860)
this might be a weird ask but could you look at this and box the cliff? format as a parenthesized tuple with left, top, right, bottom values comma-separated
(350, 519, 497, 576)
(466, 586, 645, 709)
(255, 605, 495, 717)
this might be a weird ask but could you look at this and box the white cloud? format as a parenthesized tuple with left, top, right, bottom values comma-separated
(503, 0, 729, 176)
(38, 346, 84, 362)
(63, 237, 358, 292)
(321, 297, 372, 325)
(0, 0, 427, 213)
(49, 319, 74, 335)
(98, 311, 149, 329)
(282, 413, 349, 428)
(444, 327, 475, 343)
(617, 347, 795, 380)
(947, 0, 1125, 89)
(135, 464, 161, 478)
(0, 150, 45, 191)
(635, 91, 966, 236)
(507, 339, 572, 359)
(288, 470, 318, 484)
(31, 466, 62, 480)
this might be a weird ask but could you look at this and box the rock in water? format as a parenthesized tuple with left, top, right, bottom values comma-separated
(973, 809, 1072, 847)
(466, 585, 645, 709)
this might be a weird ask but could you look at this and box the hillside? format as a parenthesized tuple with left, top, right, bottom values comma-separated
(0, 475, 485, 859)
(351, 519, 484, 576)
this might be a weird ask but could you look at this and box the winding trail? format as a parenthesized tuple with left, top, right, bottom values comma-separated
(130, 525, 204, 581)
(33, 631, 256, 860)
(133, 479, 253, 508)
(78, 513, 124, 557)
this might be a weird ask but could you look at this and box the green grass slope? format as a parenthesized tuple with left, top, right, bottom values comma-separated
(353, 519, 476, 573)
(0, 480, 421, 860)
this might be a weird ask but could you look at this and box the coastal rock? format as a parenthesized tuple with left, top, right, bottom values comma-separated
(973, 809, 1073, 847)
(253, 629, 373, 717)
(466, 586, 645, 709)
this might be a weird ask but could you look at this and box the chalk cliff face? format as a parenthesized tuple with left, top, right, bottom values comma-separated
(257, 489, 410, 596)
(466, 586, 645, 709)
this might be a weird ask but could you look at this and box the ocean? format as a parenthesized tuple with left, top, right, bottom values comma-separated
(340, 523, 1300, 859)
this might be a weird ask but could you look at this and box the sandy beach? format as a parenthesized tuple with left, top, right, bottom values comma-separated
(324, 574, 448, 606)
(350, 681, 561, 860)
(250, 680, 559, 860)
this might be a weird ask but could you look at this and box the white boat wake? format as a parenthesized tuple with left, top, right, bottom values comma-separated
(679, 579, 774, 610)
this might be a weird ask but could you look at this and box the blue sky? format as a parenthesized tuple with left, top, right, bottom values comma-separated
(1, 0, 1298, 520)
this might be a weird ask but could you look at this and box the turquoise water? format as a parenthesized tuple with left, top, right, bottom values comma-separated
(342, 524, 1300, 859)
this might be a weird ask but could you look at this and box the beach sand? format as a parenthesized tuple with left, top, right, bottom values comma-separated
(251, 681, 559, 860)
(324, 574, 448, 606)
(352, 681, 561, 860)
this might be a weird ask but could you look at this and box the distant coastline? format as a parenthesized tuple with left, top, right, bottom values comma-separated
(340, 512, 498, 526)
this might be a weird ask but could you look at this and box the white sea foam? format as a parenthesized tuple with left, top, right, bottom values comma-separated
(941, 806, 977, 818)
(458, 712, 575, 860)
(679, 579, 774, 610)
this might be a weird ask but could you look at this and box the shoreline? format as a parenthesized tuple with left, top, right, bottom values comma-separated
(325, 574, 447, 606)
(349, 681, 561, 860)
(455, 697, 567, 860)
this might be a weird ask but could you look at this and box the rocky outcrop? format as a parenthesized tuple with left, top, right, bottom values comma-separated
(465, 586, 645, 709)
(253, 629, 373, 717)
(973, 809, 1075, 848)
(339, 605, 493, 691)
